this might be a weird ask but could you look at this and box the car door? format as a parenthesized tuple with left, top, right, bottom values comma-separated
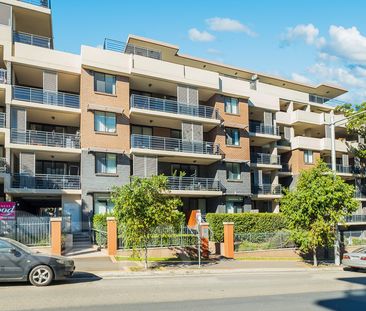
(0, 240, 27, 279)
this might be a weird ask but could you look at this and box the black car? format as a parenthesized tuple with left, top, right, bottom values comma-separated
(0, 237, 75, 286)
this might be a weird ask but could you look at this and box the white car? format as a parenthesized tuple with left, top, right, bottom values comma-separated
(342, 247, 366, 270)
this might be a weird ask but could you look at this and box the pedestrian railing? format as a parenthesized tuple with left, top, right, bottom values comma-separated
(167, 176, 223, 192)
(0, 69, 9, 84)
(11, 128, 81, 149)
(234, 231, 294, 252)
(118, 226, 198, 250)
(12, 174, 81, 190)
(131, 134, 220, 156)
(251, 153, 281, 165)
(18, 0, 51, 8)
(0, 112, 6, 128)
(249, 122, 279, 136)
(13, 85, 80, 109)
(130, 94, 219, 120)
(13, 31, 52, 49)
(252, 184, 282, 195)
(104, 38, 161, 60)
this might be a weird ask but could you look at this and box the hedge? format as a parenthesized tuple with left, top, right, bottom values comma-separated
(206, 213, 287, 242)
(92, 213, 112, 246)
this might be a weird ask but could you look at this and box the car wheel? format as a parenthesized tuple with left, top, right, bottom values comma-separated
(29, 265, 53, 287)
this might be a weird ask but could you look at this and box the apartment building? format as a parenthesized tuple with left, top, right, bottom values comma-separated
(0, 0, 364, 233)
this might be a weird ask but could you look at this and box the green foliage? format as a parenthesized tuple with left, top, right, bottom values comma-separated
(206, 213, 287, 242)
(336, 102, 366, 158)
(111, 175, 183, 268)
(280, 160, 359, 264)
(92, 213, 112, 246)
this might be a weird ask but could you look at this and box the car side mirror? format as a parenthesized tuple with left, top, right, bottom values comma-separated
(8, 248, 17, 255)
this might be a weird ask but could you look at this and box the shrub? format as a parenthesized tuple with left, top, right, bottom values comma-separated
(92, 213, 112, 246)
(206, 213, 287, 242)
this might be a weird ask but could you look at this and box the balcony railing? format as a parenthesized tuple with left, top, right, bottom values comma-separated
(253, 184, 282, 195)
(0, 112, 6, 128)
(18, 0, 51, 8)
(0, 157, 7, 173)
(12, 174, 80, 190)
(326, 163, 352, 174)
(279, 163, 291, 172)
(344, 215, 366, 223)
(131, 94, 219, 120)
(13, 31, 52, 49)
(11, 129, 80, 149)
(355, 190, 366, 199)
(249, 123, 279, 136)
(131, 134, 220, 156)
(251, 153, 281, 165)
(0, 69, 9, 84)
(167, 176, 223, 192)
(13, 86, 80, 109)
(277, 139, 291, 147)
(309, 94, 349, 106)
(104, 38, 161, 60)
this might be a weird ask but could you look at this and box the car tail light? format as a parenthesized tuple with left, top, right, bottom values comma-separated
(360, 257, 366, 261)
(343, 254, 350, 260)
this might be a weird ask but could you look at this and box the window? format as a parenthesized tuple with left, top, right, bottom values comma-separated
(94, 193, 114, 215)
(94, 72, 116, 95)
(304, 150, 313, 164)
(171, 164, 198, 177)
(131, 125, 152, 136)
(226, 196, 244, 213)
(226, 128, 240, 146)
(170, 129, 181, 139)
(94, 111, 116, 133)
(226, 162, 241, 180)
(95, 153, 117, 174)
(224, 97, 239, 114)
(0, 240, 12, 253)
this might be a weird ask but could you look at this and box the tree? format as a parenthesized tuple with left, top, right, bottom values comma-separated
(280, 161, 358, 266)
(111, 175, 183, 269)
(336, 102, 366, 158)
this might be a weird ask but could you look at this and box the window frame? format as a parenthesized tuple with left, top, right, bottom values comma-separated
(225, 127, 240, 146)
(94, 110, 117, 133)
(304, 150, 314, 164)
(224, 97, 239, 115)
(95, 152, 117, 174)
(94, 72, 116, 95)
(226, 162, 241, 181)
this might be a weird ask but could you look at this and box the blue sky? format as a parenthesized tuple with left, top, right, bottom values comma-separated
(52, 0, 366, 103)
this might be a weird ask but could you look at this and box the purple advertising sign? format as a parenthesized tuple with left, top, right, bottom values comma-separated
(0, 202, 16, 220)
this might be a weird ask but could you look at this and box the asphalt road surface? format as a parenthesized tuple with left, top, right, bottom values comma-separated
(1, 270, 366, 311)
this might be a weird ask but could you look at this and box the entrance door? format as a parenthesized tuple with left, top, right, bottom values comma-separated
(63, 203, 81, 232)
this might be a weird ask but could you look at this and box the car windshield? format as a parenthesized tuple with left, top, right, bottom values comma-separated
(8, 239, 38, 254)
(352, 247, 366, 254)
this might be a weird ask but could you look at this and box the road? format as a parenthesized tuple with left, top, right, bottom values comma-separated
(1, 270, 366, 311)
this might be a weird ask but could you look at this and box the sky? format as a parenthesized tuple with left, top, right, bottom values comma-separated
(51, 0, 366, 104)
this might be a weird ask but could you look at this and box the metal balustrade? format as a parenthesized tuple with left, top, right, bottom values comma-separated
(131, 94, 219, 120)
(0, 157, 7, 173)
(309, 94, 350, 106)
(0, 112, 6, 128)
(167, 176, 223, 192)
(18, 0, 51, 8)
(104, 38, 161, 60)
(13, 31, 51, 49)
(131, 134, 220, 155)
(0, 69, 9, 84)
(345, 215, 366, 223)
(251, 153, 281, 165)
(11, 129, 80, 149)
(12, 174, 80, 190)
(326, 163, 352, 174)
(253, 184, 282, 195)
(249, 122, 279, 136)
(13, 85, 80, 109)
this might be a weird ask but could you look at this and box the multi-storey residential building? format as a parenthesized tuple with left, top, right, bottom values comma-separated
(0, 0, 364, 233)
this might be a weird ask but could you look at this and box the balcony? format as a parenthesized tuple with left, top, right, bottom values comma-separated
(249, 123, 281, 146)
(13, 31, 52, 49)
(326, 163, 354, 176)
(104, 38, 161, 60)
(344, 215, 366, 224)
(130, 134, 222, 165)
(252, 184, 282, 199)
(10, 129, 80, 150)
(166, 176, 224, 197)
(13, 86, 80, 109)
(0, 157, 7, 173)
(251, 153, 281, 170)
(278, 163, 293, 176)
(18, 0, 51, 8)
(0, 113, 6, 128)
(355, 190, 366, 201)
(130, 94, 220, 130)
(0, 69, 9, 84)
(11, 174, 80, 190)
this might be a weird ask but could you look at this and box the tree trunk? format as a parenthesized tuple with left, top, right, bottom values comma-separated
(144, 245, 148, 270)
(313, 248, 318, 267)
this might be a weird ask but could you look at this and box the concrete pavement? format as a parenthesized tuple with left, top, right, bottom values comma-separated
(1, 269, 366, 310)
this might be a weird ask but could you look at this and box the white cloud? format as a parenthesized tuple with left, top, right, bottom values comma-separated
(281, 24, 325, 47)
(206, 17, 256, 36)
(326, 25, 366, 64)
(291, 73, 312, 84)
(188, 28, 215, 42)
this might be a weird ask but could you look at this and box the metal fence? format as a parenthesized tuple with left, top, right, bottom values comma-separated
(19, 0, 51, 8)
(13, 85, 80, 109)
(252, 184, 282, 195)
(131, 134, 220, 155)
(11, 128, 80, 149)
(234, 231, 295, 252)
(104, 38, 161, 60)
(13, 31, 51, 49)
(251, 153, 281, 165)
(249, 122, 280, 136)
(167, 176, 223, 192)
(343, 230, 366, 246)
(131, 94, 219, 120)
(0, 112, 6, 128)
(12, 174, 81, 190)
(118, 226, 198, 250)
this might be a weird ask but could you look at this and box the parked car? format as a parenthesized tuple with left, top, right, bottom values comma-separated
(342, 247, 366, 270)
(0, 237, 74, 286)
